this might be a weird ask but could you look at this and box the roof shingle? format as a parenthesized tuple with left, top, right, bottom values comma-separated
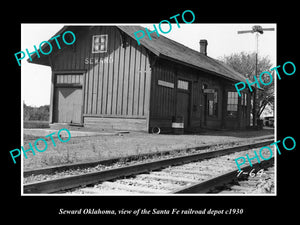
(117, 25, 247, 83)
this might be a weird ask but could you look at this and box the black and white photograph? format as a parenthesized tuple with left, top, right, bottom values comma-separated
(3, 5, 298, 221)
(21, 23, 277, 195)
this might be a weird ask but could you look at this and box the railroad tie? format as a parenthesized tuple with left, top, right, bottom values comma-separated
(238, 180, 259, 187)
(162, 168, 217, 176)
(118, 178, 182, 190)
(73, 187, 132, 195)
(136, 173, 197, 184)
(230, 185, 254, 192)
(101, 181, 168, 194)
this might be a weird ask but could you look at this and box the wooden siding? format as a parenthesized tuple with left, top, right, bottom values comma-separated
(148, 61, 175, 131)
(150, 62, 176, 119)
(56, 73, 83, 84)
(84, 117, 147, 132)
(148, 60, 251, 131)
(51, 26, 151, 121)
(47, 26, 251, 132)
(149, 61, 203, 131)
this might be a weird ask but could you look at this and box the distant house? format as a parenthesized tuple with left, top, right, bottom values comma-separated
(29, 25, 251, 132)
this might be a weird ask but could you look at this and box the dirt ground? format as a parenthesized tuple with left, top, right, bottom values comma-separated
(22, 128, 274, 170)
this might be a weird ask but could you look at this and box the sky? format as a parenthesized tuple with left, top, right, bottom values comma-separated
(21, 23, 276, 107)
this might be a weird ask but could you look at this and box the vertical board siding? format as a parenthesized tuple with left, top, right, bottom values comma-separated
(150, 62, 206, 130)
(56, 74, 83, 84)
(150, 62, 176, 118)
(138, 47, 146, 115)
(106, 27, 114, 115)
(52, 26, 150, 118)
(143, 50, 151, 117)
(127, 38, 136, 116)
(116, 42, 125, 115)
(96, 59, 103, 114)
(133, 41, 141, 116)
(122, 40, 130, 115)
(92, 58, 99, 114)
(111, 30, 120, 115)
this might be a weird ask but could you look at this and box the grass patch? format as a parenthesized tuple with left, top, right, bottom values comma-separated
(22, 128, 274, 170)
(24, 121, 50, 128)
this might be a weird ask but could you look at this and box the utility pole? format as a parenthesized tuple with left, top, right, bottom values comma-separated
(237, 25, 274, 127)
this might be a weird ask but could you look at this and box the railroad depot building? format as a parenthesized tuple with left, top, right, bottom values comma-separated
(29, 25, 251, 132)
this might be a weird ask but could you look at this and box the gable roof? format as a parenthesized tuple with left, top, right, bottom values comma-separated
(29, 25, 247, 83)
(118, 26, 246, 82)
(117, 26, 247, 83)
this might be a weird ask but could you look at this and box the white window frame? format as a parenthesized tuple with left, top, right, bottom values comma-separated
(92, 34, 108, 53)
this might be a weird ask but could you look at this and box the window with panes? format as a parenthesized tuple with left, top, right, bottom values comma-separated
(92, 35, 108, 53)
(227, 91, 238, 118)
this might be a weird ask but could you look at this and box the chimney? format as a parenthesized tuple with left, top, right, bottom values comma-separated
(199, 39, 208, 56)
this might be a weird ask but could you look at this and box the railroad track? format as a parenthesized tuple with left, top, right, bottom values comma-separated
(24, 139, 274, 194)
(67, 150, 274, 194)
(217, 165, 275, 194)
(172, 159, 274, 194)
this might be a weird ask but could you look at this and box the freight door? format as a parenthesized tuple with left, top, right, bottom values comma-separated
(176, 79, 191, 129)
(54, 87, 82, 123)
(54, 87, 83, 124)
(53, 74, 83, 124)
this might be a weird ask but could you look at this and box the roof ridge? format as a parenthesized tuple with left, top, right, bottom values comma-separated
(30, 25, 248, 83)
(117, 25, 246, 82)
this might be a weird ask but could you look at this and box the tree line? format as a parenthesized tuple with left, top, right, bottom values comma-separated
(23, 102, 49, 121)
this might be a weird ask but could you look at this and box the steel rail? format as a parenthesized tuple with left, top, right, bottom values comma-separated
(24, 140, 273, 194)
(172, 157, 274, 194)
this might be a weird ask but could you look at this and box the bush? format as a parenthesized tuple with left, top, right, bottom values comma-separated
(23, 102, 50, 121)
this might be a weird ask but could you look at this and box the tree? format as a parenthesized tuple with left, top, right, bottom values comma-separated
(219, 52, 274, 119)
(23, 102, 50, 121)
(23, 102, 31, 121)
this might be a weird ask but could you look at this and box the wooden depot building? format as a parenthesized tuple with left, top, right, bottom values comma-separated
(29, 25, 251, 133)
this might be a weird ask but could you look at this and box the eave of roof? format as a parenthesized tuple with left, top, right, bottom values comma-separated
(117, 26, 247, 83)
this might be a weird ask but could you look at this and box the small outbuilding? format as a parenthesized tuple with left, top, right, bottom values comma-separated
(29, 25, 251, 132)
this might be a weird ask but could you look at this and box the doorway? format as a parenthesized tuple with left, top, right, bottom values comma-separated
(53, 73, 83, 124)
(54, 87, 83, 124)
